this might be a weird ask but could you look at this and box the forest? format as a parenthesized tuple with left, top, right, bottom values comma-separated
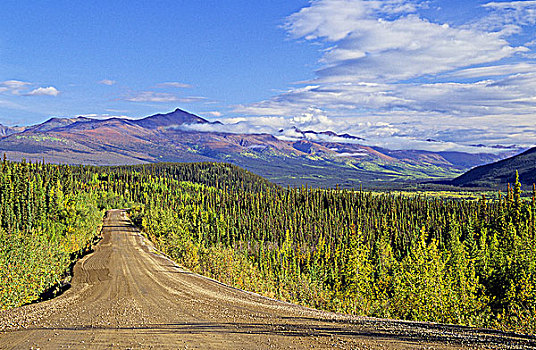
(1, 159, 535, 333)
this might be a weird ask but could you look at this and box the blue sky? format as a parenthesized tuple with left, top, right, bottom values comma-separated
(1, 0, 536, 152)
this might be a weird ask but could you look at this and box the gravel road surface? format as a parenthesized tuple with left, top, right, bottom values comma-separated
(1, 209, 535, 349)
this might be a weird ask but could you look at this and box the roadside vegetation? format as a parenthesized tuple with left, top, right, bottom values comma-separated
(0, 159, 102, 308)
(2, 159, 535, 334)
(131, 171, 536, 333)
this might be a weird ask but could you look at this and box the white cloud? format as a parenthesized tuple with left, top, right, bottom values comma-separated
(231, 0, 536, 152)
(125, 91, 179, 102)
(25, 86, 60, 96)
(231, 85, 536, 151)
(286, 0, 526, 83)
(478, 1, 536, 31)
(1, 80, 31, 89)
(1, 81, 60, 97)
(483, 1, 536, 10)
(448, 63, 536, 78)
(0, 80, 32, 95)
(206, 111, 222, 117)
(124, 91, 205, 103)
(155, 82, 192, 89)
(105, 108, 129, 113)
(179, 96, 207, 103)
(235, 83, 410, 117)
(181, 116, 288, 135)
(99, 79, 116, 86)
(179, 111, 531, 153)
(285, 0, 423, 42)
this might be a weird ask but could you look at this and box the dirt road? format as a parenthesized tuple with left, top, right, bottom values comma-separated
(1, 210, 535, 349)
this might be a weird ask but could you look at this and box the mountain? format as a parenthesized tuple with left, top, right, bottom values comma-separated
(0, 125, 12, 137)
(0, 108, 521, 187)
(0, 124, 25, 137)
(132, 108, 209, 129)
(451, 147, 536, 188)
(280, 127, 365, 141)
(23, 117, 93, 133)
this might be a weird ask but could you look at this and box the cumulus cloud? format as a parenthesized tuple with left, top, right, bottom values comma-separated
(99, 79, 116, 86)
(1, 81, 60, 97)
(232, 0, 536, 152)
(25, 86, 60, 96)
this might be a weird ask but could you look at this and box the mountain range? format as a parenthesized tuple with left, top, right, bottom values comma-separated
(0, 108, 523, 188)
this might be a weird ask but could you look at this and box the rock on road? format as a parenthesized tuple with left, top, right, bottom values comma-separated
(1, 209, 535, 349)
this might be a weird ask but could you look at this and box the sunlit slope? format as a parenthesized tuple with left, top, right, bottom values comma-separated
(452, 147, 536, 187)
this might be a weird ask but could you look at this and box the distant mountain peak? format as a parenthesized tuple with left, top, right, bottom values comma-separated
(470, 143, 519, 150)
(23, 116, 93, 133)
(0, 124, 20, 137)
(279, 126, 364, 142)
(133, 108, 209, 129)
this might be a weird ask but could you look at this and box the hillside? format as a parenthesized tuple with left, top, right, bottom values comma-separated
(87, 162, 278, 193)
(0, 108, 520, 187)
(451, 147, 536, 188)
